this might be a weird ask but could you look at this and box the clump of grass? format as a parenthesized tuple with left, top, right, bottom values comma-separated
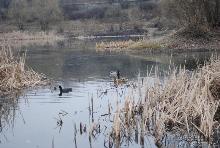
(96, 40, 135, 52)
(0, 45, 48, 96)
(111, 56, 220, 146)
(96, 38, 166, 52)
(129, 39, 165, 50)
(0, 31, 64, 48)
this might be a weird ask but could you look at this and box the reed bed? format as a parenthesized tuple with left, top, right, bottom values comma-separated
(0, 45, 48, 96)
(0, 31, 64, 41)
(111, 56, 220, 146)
(96, 40, 135, 52)
(96, 38, 166, 52)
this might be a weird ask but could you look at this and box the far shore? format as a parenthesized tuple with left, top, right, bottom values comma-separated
(1, 28, 219, 54)
(0, 31, 65, 47)
(0, 31, 64, 40)
(96, 28, 220, 53)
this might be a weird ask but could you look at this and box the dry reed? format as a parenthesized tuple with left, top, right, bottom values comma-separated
(96, 38, 166, 52)
(0, 45, 48, 96)
(0, 31, 64, 42)
(111, 56, 220, 146)
(0, 31, 64, 48)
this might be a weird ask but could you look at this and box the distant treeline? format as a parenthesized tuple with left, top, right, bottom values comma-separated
(0, 0, 158, 30)
(0, 0, 63, 30)
(0, 0, 219, 33)
(61, 0, 158, 20)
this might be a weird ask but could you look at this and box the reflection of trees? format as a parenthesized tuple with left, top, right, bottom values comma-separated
(23, 39, 216, 83)
(22, 39, 217, 85)
(23, 40, 159, 81)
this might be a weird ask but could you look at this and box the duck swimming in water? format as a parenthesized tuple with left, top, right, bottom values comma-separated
(110, 70, 120, 79)
(59, 86, 72, 96)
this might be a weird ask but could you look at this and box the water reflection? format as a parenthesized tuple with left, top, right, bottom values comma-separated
(1, 39, 219, 148)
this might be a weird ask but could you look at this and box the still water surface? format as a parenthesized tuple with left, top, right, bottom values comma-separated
(0, 39, 217, 148)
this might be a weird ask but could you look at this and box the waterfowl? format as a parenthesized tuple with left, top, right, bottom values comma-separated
(110, 70, 120, 79)
(59, 86, 72, 96)
(109, 71, 117, 77)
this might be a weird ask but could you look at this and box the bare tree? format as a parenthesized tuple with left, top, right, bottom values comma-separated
(32, 0, 63, 31)
(8, 0, 29, 30)
(160, 0, 220, 31)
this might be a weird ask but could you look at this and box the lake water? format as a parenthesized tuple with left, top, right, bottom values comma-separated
(0, 39, 218, 148)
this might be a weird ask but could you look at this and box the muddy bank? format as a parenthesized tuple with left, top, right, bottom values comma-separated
(166, 31, 220, 51)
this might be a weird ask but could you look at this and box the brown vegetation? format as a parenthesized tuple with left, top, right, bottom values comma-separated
(7, 0, 63, 31)
(96, 37, 166, 52)
(0, 45, 48, 96)
(160, 0, 220, 30)
(0, 31, 64, 47)
(0, 31, 64, 41)
(111, 56, 220, 146)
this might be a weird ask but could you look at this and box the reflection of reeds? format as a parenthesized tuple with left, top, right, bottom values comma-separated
(111, 56, 220, 146)
(0, 45, 48, 96)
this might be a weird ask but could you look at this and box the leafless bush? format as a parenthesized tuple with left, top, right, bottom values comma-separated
(160, 0, 220, 36)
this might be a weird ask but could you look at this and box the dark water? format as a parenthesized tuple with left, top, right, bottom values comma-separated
(0, 39, 217, 148)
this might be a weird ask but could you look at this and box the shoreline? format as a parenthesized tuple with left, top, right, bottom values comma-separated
(0, 31, 65, 47)
(96, 29, 220, 53)
(0, 31, 64, 42)
(0, 30, 219, 53)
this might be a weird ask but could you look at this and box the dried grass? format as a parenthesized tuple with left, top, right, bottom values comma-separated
(0, 31, 64, 48)
(111, 56, 220, 146)
(0, 31, 64, 41)
(96, 38, 166, 52)
(0, 45, 48, 96)
(96, 40, 135, 52)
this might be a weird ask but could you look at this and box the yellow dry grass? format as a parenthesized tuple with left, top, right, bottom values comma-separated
(0, 31, 64, 41)
(0, 45, 48, 96)
(111, 56, 220, 146)
(96, 38, 166, 52)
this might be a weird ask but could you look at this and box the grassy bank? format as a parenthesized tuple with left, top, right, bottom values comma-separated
(0, 31, 64, 46)
(0, 45, 48, 96)
(96, 37, 166, 52)
(96, 28, 220, 52)
(0, 31, 64, 41)
(110, 56, 220, 146)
